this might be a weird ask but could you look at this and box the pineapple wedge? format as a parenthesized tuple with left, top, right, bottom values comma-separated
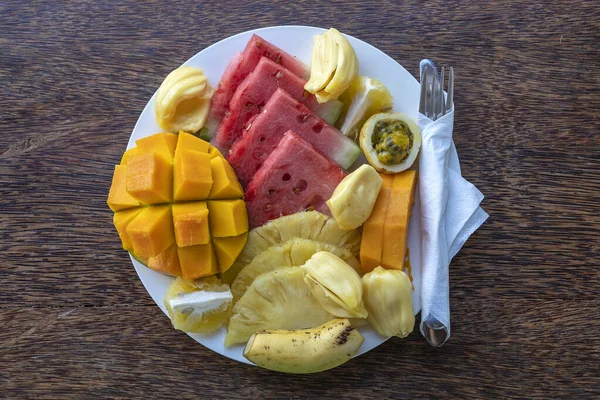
(231, 238, 361, 302)
(225, 268, 334, 346)
(221, 211, 361, 284)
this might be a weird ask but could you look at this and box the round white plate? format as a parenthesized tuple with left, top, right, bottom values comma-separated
(128, 25, 432, 365)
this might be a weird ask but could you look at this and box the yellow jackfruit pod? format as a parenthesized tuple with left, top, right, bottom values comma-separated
(361, 266, 415, 338)
(155, 66, 215, 133)
(326, 164, 383, 230)
(305, 28, 359, 103)
(302, 251, 367, 318)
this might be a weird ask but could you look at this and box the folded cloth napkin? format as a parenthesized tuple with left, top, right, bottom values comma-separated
(417, 110, 488, 346)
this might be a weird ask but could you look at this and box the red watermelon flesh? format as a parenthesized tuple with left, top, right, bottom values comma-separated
(228, 88, 360, 187)
(213, 57, 323, 151)
(205, 35, 309, 137)
(245, 131, 347, 228)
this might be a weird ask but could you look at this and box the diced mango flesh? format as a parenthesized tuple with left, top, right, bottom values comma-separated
(107, 165, 142, 212)
(113, 208, 143, 250)
(126, 152, 173, 204)
(172, 202, 210, 247)
(178, 242, 219, 280)
(208, 156, 244, 199)
(136, 132, 178, 162)
(208, 145, 223, 159)
(148, 244, 182, 276)
(173, 150, 213, 201)
(109, 132, 248, 279)
(381, 170, 417, 270)
(213, 233, 248, 273)
(177, 131, 210, 153)
(207, 200, 248, 237)
(120, 147, 140, 165)
(126, 205, 175, 259)
(360, 174, 393, 273)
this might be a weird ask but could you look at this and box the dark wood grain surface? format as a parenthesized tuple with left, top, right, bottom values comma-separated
(2, 0, 599, 398)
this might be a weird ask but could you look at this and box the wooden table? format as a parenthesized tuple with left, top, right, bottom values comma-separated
(2, 1, 599, 398)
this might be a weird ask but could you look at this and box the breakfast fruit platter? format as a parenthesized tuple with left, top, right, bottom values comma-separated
(107, 26, 435, 373)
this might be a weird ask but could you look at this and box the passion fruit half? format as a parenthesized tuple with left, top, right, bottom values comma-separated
(359, 113, 421, 173)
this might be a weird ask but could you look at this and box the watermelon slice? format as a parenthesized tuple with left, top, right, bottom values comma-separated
(228, 88, 360, 187)
(201, 35, 310, 140)
(213, 57, 343, 151)
(245, 131, 347, 228)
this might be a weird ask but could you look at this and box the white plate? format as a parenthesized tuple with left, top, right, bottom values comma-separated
(128, 25, 433, 365)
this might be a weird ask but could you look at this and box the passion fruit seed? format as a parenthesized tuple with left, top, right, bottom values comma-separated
(371, 120, 414, 165)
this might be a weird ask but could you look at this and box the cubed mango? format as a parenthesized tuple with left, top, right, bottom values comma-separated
(213, 232, 248, 273)
(136, 132, 178, 162)
(107, 165, 142, 211)
(207, 200, 248, 237)
(126, 152, 173, 204)
(381, 170, 417, 270)
(172, 202, 210, 247)
(208, 156, 244, 199)
(177, 242, 218, 280)
(177, 131, 210, 153)
(120, 147, 140, 165)
(126, 205, 175, 259)
(173, 149, 212, 201)
(113, 207, 143, 250)
(148, 244, 182, 276)
(208, 145, 223, 159)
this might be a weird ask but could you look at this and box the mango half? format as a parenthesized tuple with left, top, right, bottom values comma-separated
(108, 131, 248, 278)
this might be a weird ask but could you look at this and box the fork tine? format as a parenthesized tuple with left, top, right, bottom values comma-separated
(439, 66, 446, 116)
(419, 66, 428, 115)
(447, 67, 454, 112)
(428, 66, 436, 119)
(434, 68, 442, 119)
(425, 65, 435, 118)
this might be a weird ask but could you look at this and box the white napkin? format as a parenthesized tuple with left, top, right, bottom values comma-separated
(417, 110, 488, 342)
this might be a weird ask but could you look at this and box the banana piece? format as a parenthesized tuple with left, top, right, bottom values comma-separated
(243, 319, 364, 374)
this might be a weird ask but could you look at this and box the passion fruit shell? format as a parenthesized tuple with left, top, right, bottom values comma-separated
(359, 113, 421, 173)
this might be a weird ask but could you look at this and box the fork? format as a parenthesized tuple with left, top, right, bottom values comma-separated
(419, 59, 454, 120)
(418, 59, 455, 348)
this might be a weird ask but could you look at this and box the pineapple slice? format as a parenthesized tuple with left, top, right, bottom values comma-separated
(225, 268, 334, 346)
(221, 211, 361, 284)
(231, 238, 361, 302)
(164, 277, 232, 333)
